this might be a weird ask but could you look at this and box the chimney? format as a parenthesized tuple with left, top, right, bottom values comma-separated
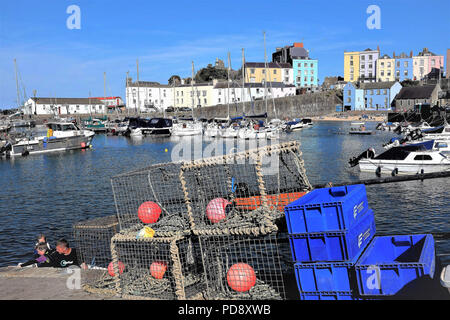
(393, 51, 396, 58)
(410, 50, 413, 58)
(294, 42, 304, 48)
(377, 45, 380, 52)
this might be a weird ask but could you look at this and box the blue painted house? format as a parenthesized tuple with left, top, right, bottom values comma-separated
(394, 53, 413, 81)
(293, 58, 318, 88)
(343, 82, 364, 110)
(360, 81, 402, 110)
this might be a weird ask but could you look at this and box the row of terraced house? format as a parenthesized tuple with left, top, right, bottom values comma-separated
(342, 47, 448, 111)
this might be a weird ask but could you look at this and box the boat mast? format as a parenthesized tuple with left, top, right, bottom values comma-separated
(136, 59, 140, 116)
(263, 32, 268, 115)
(227, 52, 231, 120)
(191, 61, 195, 119)
(14, 59, 21, 110)
(103, 72, 107, 117)
(241, 48, 245, 116)
(126, 71, 130, 117)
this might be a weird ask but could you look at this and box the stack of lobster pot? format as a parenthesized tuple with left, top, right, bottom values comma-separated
(284, 184, 376, 300)
(180, 141, 312, 300)
(108, 161, 205, 300)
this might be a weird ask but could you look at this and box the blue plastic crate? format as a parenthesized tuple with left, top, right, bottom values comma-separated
(285, 184, 369, 234)
(298, 291, 358, 300)
(294, 261, 356, 292)
(355, 234, 435, 296)
(289, 209, 375, 263)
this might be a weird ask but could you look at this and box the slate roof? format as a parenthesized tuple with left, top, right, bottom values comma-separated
(30, 97, 106, 105)
(394, 85, 436, 100)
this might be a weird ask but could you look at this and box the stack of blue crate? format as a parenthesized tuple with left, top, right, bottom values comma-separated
(284, 184, 376, 300)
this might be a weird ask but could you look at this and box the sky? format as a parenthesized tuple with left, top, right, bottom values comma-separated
(0, 0, 449, 109)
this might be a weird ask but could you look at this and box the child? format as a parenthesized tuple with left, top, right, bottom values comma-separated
(19, 243, 52, 267)
(35, 234, 52, 252)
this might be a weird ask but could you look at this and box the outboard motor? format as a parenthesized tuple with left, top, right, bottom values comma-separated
(349, 148, 375, 167)
(393, 125, 403, 134)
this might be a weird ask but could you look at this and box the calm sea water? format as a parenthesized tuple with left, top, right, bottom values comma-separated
(0, 121, 449, 267)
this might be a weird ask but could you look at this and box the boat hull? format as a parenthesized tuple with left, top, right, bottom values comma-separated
(10, 134, 94, 157)
(359, 160, 450, 174)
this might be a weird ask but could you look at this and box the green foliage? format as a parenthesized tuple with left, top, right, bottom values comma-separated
(168, 75, 181, 85)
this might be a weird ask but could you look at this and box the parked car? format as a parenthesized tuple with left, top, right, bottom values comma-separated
(166, 106, 175, 113)
(179, 107, 192, 112)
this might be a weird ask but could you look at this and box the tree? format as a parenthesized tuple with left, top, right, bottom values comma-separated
(168, 75, 181, 86)
(194, 65, 228, 83)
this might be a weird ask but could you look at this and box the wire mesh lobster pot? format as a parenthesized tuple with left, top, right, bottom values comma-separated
(199, 232, 286, 300)
(111, 162, 190, 236)
(180, 141, 311, 235)
(110, 232, 205, 300)
(72, 215, 119, 295)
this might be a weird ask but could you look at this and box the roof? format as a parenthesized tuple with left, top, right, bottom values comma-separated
(30, 97, 105, 105)
(213, 82, 296, 89)
(127, 81, 172, 88)
(244, 62, 292, 69)
(359, 81, 399, 90)
(394, 85, 436, 100)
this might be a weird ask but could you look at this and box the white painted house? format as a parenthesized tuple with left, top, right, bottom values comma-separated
(126, 79, 174, 112)
(23, 97, 107, 115)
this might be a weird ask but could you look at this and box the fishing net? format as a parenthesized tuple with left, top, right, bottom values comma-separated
(110, 232, 205, 300)
(180, 141, 312, 235)
(199, 233, 286, 300)
(111, 162, 190, 236)
(72, 215, 119, 296)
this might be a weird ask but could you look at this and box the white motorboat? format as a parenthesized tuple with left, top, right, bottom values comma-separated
(204, 123, 222, 138)
(422, 122, 450, 141)
(284, 119, 304, 132)
(1, 122, 95, 157)
(358, 144, 450, 175)
(172, 120, 203, 136)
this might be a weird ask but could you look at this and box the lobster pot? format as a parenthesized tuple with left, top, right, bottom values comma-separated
(261, 143, 311, 214)
(111, 162, 190, 235)
(199, 233, 286, 300)
(72, 215, 119, 294)
(110, 233, 205, 300)
(181, 142, 310, 234)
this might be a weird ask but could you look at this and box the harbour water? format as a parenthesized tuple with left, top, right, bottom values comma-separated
(0, 121, 449, 267)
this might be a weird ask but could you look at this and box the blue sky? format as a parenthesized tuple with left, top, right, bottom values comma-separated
(0, 0, 449, 108)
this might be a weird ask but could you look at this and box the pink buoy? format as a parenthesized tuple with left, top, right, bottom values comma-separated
(138, 201, 162, 224)
(227, 263, 256, 292)
(108, 261, 125, 277)
(150, 261, 167, 279)
(206, 198, 231, 223)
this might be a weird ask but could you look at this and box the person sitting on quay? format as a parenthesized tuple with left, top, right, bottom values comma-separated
(18, 242, 53, 268)
(37, 239, 80, 268)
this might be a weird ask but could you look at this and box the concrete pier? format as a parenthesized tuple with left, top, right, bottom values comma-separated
(0, 267, 119, 300)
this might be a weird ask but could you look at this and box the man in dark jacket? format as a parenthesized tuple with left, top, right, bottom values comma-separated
(39, 239, 79, 268)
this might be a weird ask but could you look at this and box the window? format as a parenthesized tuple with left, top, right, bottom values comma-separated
(414, 155, 433, 161)
(311, 77, 314, 82)
(311, 63, 314, 67)
(304, 63, 307, 67)
(404, 61, 408, 68)
(383, 89, 387, 95)
(204, 98, 207, 104)
(397, 61, 400, 67)
(347, 97, 352, 103)
(350, 61, 353, 66)
(404, 70, 408, 76)
(387, 62, 391, 68)
(304, 70, 308, 75)
(251, 69, 255, 74)
(218, 98, 221, 103)
(348, 90, 351, 95)
(298, 63, 301, 68)
(361, 56, 365, 61)
(273, 69, 277, 74)
(262, 69, 265, 74)
(311, 70, 314, 75)
(202, 90, 206, 96)
(369, 55, 372, 60)
(369, 64, 373, 69)
(381, 71, 385, 76)
(350, 75, 354, 81)
(377, 90, 380, 95)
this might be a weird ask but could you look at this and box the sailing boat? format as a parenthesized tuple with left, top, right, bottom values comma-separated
(237, 32, 277, 140)
(172, 61, 203, 137)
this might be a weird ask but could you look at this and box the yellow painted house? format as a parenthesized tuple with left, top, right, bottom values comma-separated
(344, 51, 360, 82)
(376, 54, 395, 82)
(244, 62, 291, 83)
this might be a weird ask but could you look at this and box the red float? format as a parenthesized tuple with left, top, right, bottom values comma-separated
(150, 261, 167, 279)
(108, 261, 125, 277)
(206, 198, 231, 224)
(227, 263, 256, 292)
(138, 201, 162, 224)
